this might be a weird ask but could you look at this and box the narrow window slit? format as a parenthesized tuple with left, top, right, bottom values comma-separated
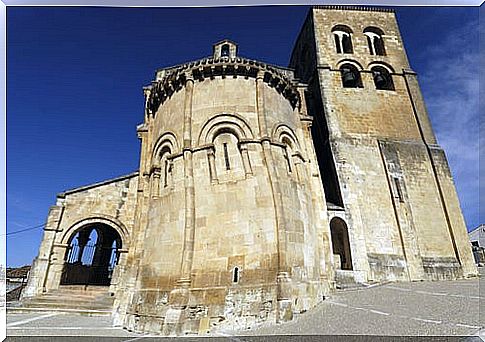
(223, 143, 231, 170)
(232, 266, 240, 283)
(163, 160, 169, 188)
(394, 177, 404, 202)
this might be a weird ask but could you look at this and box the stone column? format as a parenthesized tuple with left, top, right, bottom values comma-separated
(164, 73, 195, 336)
(180, 73, 196, 282)
(207, 147, 218, 183)
(45, 243, 70, 290)
(114, 120, 151, 326)
(292, 153, 304, 183)
(75, 227, 93, 263)
(255, 70, 292, 322)
(239, 143, 252, 176)
(151, 167, 161, 197)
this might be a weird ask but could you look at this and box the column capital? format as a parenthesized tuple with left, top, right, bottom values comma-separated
(151, 166, 162, 177)
(184, 72, 195, 83)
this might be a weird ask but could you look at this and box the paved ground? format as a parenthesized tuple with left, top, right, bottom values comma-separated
(6, 269, 485, 341)
(240, 278, 484, 337)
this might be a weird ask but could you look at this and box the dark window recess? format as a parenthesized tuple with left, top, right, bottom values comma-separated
(332, 25, 353, 54)
(232, 267, 240, 283)
(367, 36, 374, 55)
(223, 143, 231, 170)
(221, 44, 230, 57)
(163, 160, 168, 188)
(372, 66, 394, 90)
(334, 34, 342, 54)
(374, 37, 386, 56)
(394, 177, 404, 202)
(364, 27, 386, 56)
(342, 35, 353, 53)
(340, 64, 362, 88)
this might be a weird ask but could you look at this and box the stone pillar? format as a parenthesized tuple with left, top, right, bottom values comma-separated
(114, 121, 151, 326)
(75, 227, 93, 263)
(151, 167, 161, 197)
(403, 69, 476, 277)
(109, 249, 128, 295)
(180, 73, 196, 282)
(239, 143, 252, 176)
(45, 243, 69, 290)
(207, 147, 218, 183)
(255, 70, 292, 322)
(164, 73, 195, 336)
(22, 204, 64, 298)
(292, 153, 304, 183)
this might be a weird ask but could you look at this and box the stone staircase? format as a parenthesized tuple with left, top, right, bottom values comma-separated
(335, 270, 368, 290)
(13, 285, 114, 316)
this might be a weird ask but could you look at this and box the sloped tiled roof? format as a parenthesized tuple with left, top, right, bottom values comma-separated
(7, 265, 30, 279)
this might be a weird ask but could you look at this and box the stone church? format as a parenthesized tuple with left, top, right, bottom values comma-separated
(22, 5, 477, 335)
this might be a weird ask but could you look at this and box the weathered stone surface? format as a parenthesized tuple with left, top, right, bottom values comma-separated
(24, 5, 477, 337)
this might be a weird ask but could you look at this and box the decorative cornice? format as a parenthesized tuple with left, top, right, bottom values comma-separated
(312, 5, 394, 13)
(146, 56, 301, 116)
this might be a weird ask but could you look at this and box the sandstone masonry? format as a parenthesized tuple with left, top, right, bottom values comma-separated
(23, 6, 477, 335)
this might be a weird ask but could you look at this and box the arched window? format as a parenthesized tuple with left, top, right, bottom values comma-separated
(332, 25, 353, 54)
(340, 63, 362, 88)
(159, 146, 172, 189)
(221, 44, 230, 57)
(371, 65, 394, 90)
(364, 27, 386, 56)
(213, 129, 244, 180)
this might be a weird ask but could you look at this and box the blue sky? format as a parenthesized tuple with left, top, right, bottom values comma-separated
(7, 6, 480, 267)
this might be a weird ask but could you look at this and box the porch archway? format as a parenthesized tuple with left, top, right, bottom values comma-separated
(60, 223, 122, 286)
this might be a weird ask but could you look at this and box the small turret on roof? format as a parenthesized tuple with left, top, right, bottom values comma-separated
(213, 39, 238, 59)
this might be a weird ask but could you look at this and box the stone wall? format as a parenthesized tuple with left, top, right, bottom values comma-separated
(23, 173, 139, 298)
(118, 42, 331, 334)
(290, 6, 477, 283)
(25, 5, 477, 337)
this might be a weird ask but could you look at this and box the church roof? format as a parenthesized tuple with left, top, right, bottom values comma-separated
(469, 224, 485, 235)
(57, 171, 139, 198)
(145, 40, 302, 116)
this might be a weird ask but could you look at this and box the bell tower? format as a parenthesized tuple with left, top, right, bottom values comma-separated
(290, 5, 477, 283)
(212, 39, 238, 59)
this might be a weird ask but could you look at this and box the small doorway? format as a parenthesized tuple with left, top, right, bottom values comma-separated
(60, 224, 121, 286)
(330, 217, 353, 270)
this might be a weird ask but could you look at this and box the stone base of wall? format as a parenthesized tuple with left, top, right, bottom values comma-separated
(367, 253, 408, 282)
(366, 253, 467, 282)
(21, 257, 48, 299)
(422, 257, 463, 280)
(123, 280, 329, 335)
